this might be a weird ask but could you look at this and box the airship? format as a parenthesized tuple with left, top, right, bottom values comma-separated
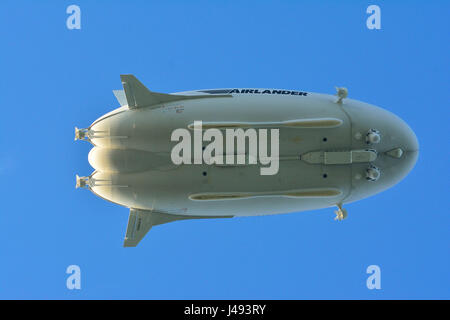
(75, 75, 419, 247)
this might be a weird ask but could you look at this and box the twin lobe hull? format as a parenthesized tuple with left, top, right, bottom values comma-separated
(75, 75, 419, 246)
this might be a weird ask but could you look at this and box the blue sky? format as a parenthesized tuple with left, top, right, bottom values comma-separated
(0, 0, 448, 299)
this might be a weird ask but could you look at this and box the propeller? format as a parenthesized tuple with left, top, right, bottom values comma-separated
(74, 127, 89, 141)
(334, 203, 348, 221)
(335, 87, 348, 104)
(75, 174, 89, 189)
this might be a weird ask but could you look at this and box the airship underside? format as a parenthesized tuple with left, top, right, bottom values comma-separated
(75, 75, 419, 246)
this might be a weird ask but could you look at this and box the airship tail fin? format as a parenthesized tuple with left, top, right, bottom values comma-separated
(123, 208, 232, 247)
(113, 90, 127, 106)
(120, 74, 231, 110)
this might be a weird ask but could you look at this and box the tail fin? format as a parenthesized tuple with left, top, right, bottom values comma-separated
(120, 74, 231, 109)
(123, 208, 232, 247)
(113, 90, 127, 106)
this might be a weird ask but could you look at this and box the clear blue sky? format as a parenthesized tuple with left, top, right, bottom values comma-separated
(0, 0, 448, 299)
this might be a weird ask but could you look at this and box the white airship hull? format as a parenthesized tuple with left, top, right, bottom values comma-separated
(76, 75, 419, 246)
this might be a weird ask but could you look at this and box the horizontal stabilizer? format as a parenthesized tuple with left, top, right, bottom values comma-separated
(120, 74, 231, 109)
(123, 208, 232, 247)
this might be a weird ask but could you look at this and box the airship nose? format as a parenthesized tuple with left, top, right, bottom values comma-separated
(343, 101, 419, 203)
(383, 119, 419, 185)
(397, 119, 419, 154)
(384, 124, 419, 185)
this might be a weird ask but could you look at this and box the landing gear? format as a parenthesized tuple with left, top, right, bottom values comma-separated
(366, 129, 381, 144)
(334, 203, 348, 221)
(366, 165, 381, 181)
